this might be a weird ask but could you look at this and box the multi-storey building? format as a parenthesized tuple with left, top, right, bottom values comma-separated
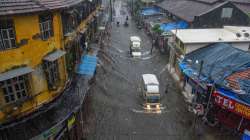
(0, 2, 68, 125)
(0, 0, 101, 139)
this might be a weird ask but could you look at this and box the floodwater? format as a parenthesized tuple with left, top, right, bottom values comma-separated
(84, 1, 239, 140)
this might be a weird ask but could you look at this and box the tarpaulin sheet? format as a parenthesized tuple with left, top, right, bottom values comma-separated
(243, 130, 250, 140)
(77, 55, 97, 76)
(141, 7, 161, 16)
(160, 21, 188, 32)
(179, 43, 250, 104)
(180, 43, 250, 84)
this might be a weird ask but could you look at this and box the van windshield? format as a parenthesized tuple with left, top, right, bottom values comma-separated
(132, 47, 141, 52)
(146, 96, 160, 103)
(146, 98, 160, 103)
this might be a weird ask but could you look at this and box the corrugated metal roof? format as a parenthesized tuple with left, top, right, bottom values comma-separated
(180, 43, 250, 84)
(0, 0, 84, 16)
(156, 0, 217, 22)
(43, 49, 66, 62)
(156, 0, 250, 22)
(0, 66, 34, 81)
(194, 0, 220, 4)
(229, 0, 250, 4)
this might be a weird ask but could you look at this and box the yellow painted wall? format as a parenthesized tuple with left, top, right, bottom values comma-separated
(0, 11, 68, 123)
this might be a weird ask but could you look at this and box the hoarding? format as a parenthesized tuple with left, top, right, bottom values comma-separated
(213, 91, 250, 119)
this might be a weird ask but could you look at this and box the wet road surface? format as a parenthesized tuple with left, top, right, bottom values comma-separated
(85, 1, 239, 140)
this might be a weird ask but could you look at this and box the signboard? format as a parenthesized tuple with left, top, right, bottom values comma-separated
(213, 91, 250, 119)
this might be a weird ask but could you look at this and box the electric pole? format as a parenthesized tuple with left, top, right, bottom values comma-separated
(131, 0, 133, 16)
(110, 0, 112, 21)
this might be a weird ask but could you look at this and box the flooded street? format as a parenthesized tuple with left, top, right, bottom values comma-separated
(85, 1, 239, 140)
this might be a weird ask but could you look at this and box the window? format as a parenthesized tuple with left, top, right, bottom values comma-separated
(221, 8, 233, 18)
(180, 41, 185, 51)
(0, 19, 17, 50)
(39, 14, 54, 40)
(43, 60, 60, 89)
(0, 75, 29, 104)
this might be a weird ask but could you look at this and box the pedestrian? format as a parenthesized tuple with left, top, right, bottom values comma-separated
(151, 39, 155, 55)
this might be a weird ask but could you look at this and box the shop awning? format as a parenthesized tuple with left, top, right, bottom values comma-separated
(77, 55, 97, 76)
(43, 50, 66, 62)
(141, 7, 161, 16)
(0, 67, 34, 82)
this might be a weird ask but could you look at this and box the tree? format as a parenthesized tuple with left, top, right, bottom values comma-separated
(152, 24, 163, 34)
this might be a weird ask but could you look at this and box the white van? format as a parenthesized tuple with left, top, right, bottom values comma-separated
(130, 36, 142, 57)
(141, 74, 160, 109)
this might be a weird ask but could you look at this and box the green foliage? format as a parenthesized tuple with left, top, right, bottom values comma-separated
(152, 24, 163, 34)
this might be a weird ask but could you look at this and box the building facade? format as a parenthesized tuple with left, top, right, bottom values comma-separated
(0, 9, 67, 125)
(0, 0, 101, 139)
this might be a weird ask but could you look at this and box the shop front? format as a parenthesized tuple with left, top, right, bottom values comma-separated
(211, 89, 250, 132)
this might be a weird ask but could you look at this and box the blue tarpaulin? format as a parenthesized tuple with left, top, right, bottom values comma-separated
(179, 43, 250, 84)
(141, 7, 161, 16)
(179, 43, 250, 104)
(243, 130, 250, 140)
(77, 55, 97, 76)
(160, 21, 188, 32)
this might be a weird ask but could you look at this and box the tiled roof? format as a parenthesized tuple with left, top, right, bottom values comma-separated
(226, 68, 250, 90)
(0, 0, 84, 16)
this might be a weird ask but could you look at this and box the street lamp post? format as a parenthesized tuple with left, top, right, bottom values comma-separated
(187, 59, 204, 136)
